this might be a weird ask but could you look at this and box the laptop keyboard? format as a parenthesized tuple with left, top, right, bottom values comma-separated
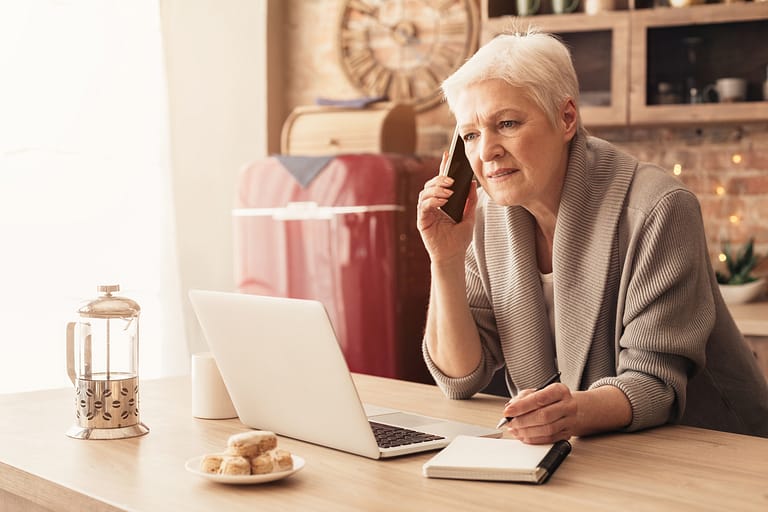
(369, 421, 445, 449)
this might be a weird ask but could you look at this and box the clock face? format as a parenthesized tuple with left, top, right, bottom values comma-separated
(339, 0, 479, 112)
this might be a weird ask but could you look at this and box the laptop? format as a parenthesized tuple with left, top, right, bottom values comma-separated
(188, 290, 502, 459)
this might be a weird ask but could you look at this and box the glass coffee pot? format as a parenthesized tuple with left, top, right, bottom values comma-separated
(65, 285, 149, 439)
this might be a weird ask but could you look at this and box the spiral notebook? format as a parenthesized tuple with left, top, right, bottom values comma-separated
(422, 435, 571, 484)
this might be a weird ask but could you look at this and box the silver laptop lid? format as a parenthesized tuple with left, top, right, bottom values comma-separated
(188, 290, 381, 459)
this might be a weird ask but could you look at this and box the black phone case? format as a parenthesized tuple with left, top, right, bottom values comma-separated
(438, 132, 474, 223)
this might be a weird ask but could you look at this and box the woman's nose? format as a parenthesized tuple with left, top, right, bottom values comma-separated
(478, 134, 504, 162)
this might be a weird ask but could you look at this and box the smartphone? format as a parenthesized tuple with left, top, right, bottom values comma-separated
(437, 126, 474, 223)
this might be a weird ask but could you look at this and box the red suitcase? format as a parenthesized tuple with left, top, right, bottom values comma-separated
(233, 154, 440, 384)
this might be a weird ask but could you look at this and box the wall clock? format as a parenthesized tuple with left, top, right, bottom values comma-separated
(338, 0, 479, 112)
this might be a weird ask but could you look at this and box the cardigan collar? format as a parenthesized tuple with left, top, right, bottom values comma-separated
(552, 133, 637, 390)
(486, 133, 637, 392)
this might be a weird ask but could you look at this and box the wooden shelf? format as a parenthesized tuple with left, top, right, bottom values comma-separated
(482, 11, 630, 127)
(629, 3, 768, 125)
(481, 2, 768, 127)
(628, 100, 768, 125)
(727, 300, 768, 337)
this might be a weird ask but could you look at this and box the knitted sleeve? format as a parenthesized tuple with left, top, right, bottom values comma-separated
(590, 187, 715, 431)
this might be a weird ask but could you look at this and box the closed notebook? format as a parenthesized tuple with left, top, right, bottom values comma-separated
(422, 435, 571, 484)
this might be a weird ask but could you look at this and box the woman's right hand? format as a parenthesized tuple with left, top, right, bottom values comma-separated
(417, 152, 477, 265)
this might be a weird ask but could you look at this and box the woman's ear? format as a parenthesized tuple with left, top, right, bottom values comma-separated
(561, 98, 578, 141)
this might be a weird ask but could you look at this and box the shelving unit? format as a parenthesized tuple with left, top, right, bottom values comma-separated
(481, 1, 768, 127)
(482, 10, 630, 126)
(629, 2, 768, 125)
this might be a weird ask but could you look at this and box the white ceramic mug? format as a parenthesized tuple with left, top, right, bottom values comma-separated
(704, 78, 747, 103)
(517, 0, 541, 16)
(553, 0, 580, 14)
(584, 0, 614, 14)
(191, 352, 238, 419)
(668, 0, 704, 7)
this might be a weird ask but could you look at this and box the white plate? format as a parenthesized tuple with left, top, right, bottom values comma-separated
(185, 454, 305, 485)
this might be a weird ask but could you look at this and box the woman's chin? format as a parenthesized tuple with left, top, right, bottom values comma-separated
(487, 187, 525, 207)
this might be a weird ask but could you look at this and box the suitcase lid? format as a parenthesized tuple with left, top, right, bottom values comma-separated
(235, 154, 439, 210)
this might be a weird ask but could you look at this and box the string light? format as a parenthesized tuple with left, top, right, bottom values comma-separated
(673, 163, 682, 176)
(729, 214, 740, 224)
(731, 153, 742, 165)
(718, 253, 727, 263)
(715, 185, 725, 196)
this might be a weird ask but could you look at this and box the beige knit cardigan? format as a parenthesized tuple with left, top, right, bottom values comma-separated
(423, 133, 768, 438)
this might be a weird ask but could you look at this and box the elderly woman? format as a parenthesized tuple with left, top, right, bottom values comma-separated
(417, 30, 768, 443)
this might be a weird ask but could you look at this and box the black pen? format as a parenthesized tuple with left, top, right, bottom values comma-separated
(495, 371, 562, 430)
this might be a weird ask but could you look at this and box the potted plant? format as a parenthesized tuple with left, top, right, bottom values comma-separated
(716, 238, 765, 305)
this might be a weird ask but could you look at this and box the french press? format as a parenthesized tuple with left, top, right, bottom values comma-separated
(66, 284, 149, 439)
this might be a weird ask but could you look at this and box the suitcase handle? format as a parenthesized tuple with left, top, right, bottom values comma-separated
(275, 201, 331, 220)
(232, 202, 404, 220)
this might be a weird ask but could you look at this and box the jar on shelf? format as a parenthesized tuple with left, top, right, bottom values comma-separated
(656, 82, 682, 105)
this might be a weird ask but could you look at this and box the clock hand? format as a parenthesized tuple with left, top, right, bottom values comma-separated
(390, 20, 419, 46)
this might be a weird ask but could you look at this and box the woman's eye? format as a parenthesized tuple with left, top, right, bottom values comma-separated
(462, 133, 477, 142)
(500, 120, 518, 129)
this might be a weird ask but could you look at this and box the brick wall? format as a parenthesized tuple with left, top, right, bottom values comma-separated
(284, 0, 768, 273)
(594, 124, 768, 269)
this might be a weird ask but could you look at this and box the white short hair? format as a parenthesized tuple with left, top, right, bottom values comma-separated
(441, 28, 582, 133)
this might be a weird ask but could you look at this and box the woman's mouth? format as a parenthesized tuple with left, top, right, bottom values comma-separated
(487, 168, 518, 179)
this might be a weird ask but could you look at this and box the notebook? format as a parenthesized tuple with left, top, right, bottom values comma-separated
(422, 435, 572, 484)
(188, 290, 502, 459)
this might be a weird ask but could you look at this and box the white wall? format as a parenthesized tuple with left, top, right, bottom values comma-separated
(160, 0, 281, 354)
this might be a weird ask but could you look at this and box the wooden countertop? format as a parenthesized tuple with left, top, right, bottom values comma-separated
(1, 375, 768, 511)
(728, 301, 768, 337)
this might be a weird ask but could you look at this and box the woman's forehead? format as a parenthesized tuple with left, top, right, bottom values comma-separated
(454, 80, 537, 125)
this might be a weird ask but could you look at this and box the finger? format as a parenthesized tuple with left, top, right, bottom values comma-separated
(505, 405, 562, 434)
(504, 387, 536, 406)
(438, 151, 449, 174)
(501, 388, 536, 418)
(512, 421, 572, 445)
(418, 183, 455, 209)
(431, 175, 456, 190)
(418, 195, 449, 213)
(503, 384, 564, 417)
(418, 186, 452, 206)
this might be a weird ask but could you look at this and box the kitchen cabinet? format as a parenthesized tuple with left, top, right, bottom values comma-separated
(481, 1, 768, 127)
(481, 5, 631, 126)
(630, 2, 768, 125)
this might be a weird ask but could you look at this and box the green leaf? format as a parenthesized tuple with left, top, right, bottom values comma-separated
(723, 241, 737, 277)
(719, 238, 760, 284)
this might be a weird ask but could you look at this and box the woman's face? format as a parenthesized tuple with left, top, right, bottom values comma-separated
(453, 79, 576, 212)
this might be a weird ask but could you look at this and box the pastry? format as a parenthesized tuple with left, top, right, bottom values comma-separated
(218, 455, 251, 476)
(270, 448, 293, 472)
(226, 430, 277, 457)
(250, 448, 293, 474)
(249, 452, 274, 475)
(202, 430, 292, 476)
(199, 453, 224, 474)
